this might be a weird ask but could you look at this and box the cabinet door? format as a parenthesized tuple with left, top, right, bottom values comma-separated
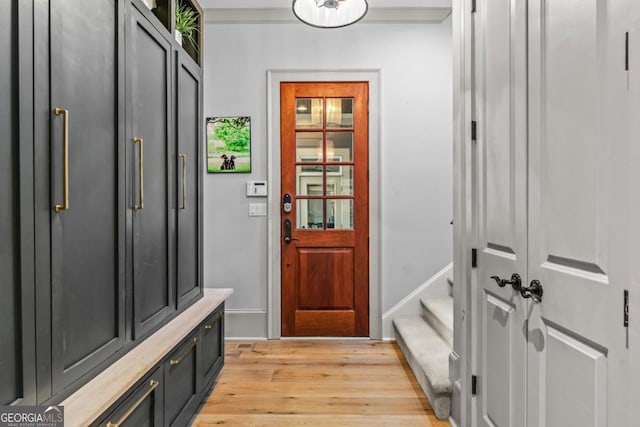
(47, 0, 125, 393)
(96, 367, 163, 427)
(176, 52, 202, 309)
(164, 335, 200, 427)
(128, 4, 176, 339)
(0, 0, 36, 405)
(200, 305, 224, 389)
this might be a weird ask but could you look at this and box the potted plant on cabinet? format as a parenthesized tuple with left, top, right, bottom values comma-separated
(175, 0, 199, 51)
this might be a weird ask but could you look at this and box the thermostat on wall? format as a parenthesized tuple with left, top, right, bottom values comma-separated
(246, 181, 268, 197)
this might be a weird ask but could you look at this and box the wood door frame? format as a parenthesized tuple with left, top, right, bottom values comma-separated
(267, 70, 381, 339)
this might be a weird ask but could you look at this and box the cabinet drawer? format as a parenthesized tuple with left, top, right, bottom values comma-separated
(97, 367, 163, 427)
(200, 305, 224, 387)
(164, 335, 199, 426)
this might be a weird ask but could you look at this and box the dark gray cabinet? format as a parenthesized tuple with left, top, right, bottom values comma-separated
(164, 335, 200, 426)
(95, 367, 164, 427)
(0, 0, 36, 406)
(92, 304, 225, 426)
(200, 306, 225, 388)
(32, 0, 134, 400)
(33, 0, 126, 397)
(5, 0, 204, 408)
(162, 305, 224, 427)
(176, 53, 203, 309)
(127, 4, 176, 339)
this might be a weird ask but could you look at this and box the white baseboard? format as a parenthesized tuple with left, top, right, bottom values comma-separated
(224, 309, 268, 339)
(381, 262, 453, 339)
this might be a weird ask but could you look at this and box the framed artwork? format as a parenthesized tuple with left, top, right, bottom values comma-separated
(206, 116, 251, 173)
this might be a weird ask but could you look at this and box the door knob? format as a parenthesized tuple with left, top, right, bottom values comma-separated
(490, 274, 522, 291)
(283, 219, 299, 245)
(520, 280, 543, 303)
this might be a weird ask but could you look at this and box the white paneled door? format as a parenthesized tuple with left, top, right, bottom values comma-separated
(473, 0, 528, 425)
(474, 0, 630, 426)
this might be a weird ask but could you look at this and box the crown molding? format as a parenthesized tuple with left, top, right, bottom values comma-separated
(203, 7, 452, 24)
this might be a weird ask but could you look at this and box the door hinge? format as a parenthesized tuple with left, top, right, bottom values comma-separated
(471, 248, 477, 268)
(471, 0, 476, 13)
(624, 290, 629, 327)
(471, 121, 477, 141)
(625, 32, 629, 71)
(471, 375, 478, 395)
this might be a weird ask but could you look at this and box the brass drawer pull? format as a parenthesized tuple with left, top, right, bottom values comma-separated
(179, 154, 187, 210)
(54, 108, 69, 212)
(133, 138, 144, 210)
(204, 311, 224, 329)
(106, 379, 159, 427)
(169, 337, 199, 366)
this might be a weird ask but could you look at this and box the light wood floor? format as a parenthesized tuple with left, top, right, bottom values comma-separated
(192, 340, 451, 426)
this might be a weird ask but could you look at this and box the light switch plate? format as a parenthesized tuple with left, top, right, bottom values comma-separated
(249, 203, 267, 217)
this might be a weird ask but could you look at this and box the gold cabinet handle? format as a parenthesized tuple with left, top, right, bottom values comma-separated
(133, 138, 144, 210)
(179, 154, 187, 210)
(54, 108, 69, 212)
(203, 311, 224, 330)
(169, 337, 199, 366)
(106, 379, 159, 427)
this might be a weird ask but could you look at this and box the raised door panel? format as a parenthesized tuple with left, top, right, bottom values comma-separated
(473, 0, 527, 425)
(527, 0, 630, 426)
(49, 0, 125, 392)
(95, 367, 163, 427)
(0, 0, 35, 405)
(200, 305, 224, 388)
(176, 53, 202, 309)
(129, 6, 175, 338)
(164, 336, 199, 427)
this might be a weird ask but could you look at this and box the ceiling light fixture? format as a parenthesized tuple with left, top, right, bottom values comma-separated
(292, 0, 369, 29)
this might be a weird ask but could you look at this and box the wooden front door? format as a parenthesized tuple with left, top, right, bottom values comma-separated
(280, 82, 369, 337)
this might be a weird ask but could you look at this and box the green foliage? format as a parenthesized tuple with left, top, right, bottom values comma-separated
(175, 0, 199, 52)
(213, 118, 251, 152)
(207, 160, 251, 173)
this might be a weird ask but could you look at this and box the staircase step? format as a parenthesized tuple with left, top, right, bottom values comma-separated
(393, 316, 452, 420)
(420, 296, 453, 347)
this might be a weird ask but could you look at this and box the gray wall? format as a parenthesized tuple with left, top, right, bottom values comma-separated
(202, 17, 453, 335)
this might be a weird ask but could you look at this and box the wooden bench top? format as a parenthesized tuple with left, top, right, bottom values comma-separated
(62, 288, 233, 427)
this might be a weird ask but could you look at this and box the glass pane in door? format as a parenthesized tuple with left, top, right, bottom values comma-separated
(296, 132, 324, 162)
(297, 199, 324, 229)
(326, 166, 353, 196)
(296, 98, 323, 129)
(296, 166, 324, 195)
(326, 132, 353, 162)
(327, 199, 354, 229)
(326, 98, 353, 128)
